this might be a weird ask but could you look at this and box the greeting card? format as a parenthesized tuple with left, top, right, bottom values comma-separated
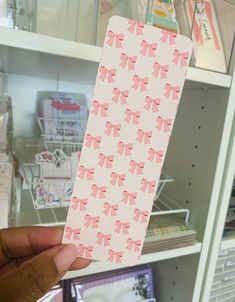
(185, 0, 226, 73)
(62, 16, 192, 265)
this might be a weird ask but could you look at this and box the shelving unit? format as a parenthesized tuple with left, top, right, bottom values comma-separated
(1, 21, 234, 302)
(200, 62, 235, 301)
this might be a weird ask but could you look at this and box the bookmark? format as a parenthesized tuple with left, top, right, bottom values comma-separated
(62, 16, 192, 265)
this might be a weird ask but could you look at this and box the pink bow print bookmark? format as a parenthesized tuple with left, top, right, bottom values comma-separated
(62, 16, 192, 265)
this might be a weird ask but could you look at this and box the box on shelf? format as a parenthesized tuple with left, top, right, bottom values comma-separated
(70, 266, 155, 302)
(146, 0, 179, 33)
(0, 95, 13, 155)
(37, 91, 88, 144)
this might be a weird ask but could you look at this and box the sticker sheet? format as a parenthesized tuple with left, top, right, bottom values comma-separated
(62, 16, 192, 265)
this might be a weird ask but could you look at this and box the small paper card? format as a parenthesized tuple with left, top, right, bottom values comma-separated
(62, 16, 192, 265)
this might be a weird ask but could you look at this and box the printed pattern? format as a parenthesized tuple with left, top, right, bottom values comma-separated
(62, 16, 192, 265)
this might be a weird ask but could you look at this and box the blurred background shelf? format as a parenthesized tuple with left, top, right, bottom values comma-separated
(0, 27, 232, 89)
(221, 237, 235, 251)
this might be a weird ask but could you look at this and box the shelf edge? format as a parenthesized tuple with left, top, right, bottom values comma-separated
(0, 26, 102, 63)
(63, 242, 201, 280)
(0, 27, 232, 88)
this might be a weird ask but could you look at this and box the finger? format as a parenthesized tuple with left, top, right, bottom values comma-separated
(69, 257, 91, 271)
(0, 227, 63, 266)
(0, 255, 32, 280)
(0, 256, 91, 279)
(0, 244, 88, 302)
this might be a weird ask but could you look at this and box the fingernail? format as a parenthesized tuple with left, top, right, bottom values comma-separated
(54, 244, 77, 273)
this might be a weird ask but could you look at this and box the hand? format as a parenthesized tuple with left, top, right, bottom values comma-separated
(0, 227, 90, 302)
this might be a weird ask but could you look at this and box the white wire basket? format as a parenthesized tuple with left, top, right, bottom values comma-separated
(23, 160, 174, 211)
(21, 139, 82, 209)
(42, 139, 82, 155)
(23, 162, 74, 209)
(37, 116, 86, 143)
(152, 193, 190, 225)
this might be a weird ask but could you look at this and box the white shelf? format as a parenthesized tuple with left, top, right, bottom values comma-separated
(221, 236, 235, 250)
(0, 26, 101, 63)
(0, 27, 232, 88)
(63, 242, 202, 280)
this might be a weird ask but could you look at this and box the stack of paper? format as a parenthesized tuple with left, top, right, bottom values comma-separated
(143, 215, 197, 253)
(0, 95, 13, 155)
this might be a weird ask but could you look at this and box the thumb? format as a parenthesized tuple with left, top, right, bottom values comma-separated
(0, 245, 78, 302)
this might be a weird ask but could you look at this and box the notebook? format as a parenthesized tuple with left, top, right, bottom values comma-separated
(72, 266, 154, 302)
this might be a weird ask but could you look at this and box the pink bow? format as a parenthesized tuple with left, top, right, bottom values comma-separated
(105, 121, 121, 137)
(117, 141, 133, 156)
(132, 75, 148, 91)
(115, 220, 130, 234)
(96, 232, 111, 246)
(124, 108, 141, 125)
(161, 29, 177, 45)
(98, 153, 113, 168)
(148, 148, 164, 163)
(110, 172, 126, 187)
(152, 62, 169, 79)
(99, 65, 116, 83)
(77, 244, 93, 258)
(122, 191, 137, 205)
(172, 49, 189, 66)
(78, 166, 94, 180)
(91, 100, 109, 117)
(85, 134, 101, 149)
(141, 178, 156, 193)
(128, 20, 144, 35)
(164, 83, 180, 100)
(134, 208, 149, 223)
(106, 30, 124, 48)
(140, 40, 157, 57)
(64, 226, 80, 241)
(84, 214, 100, 228)
(129, 160, 144, 175)
(144, 96, 160, 112)
(71, 196, 88, 211)
(112, 87, 129, 104)
(136, 129, 152, 144)
(91, 184, 107, 199)
(120, 53, 136, 70)
(108, 249, 123, 263)
(103, 202, 118, 217)
(156, 116, 172, 132)
(127, 238, 141, 252)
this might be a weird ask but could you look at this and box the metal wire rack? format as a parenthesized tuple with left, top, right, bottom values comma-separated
(152, 192, 190, 225)
(37, 116, 86, 143)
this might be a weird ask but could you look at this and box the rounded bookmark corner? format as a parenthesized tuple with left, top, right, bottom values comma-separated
(108, 15, 123, 26)
(181, 34, 194, 52)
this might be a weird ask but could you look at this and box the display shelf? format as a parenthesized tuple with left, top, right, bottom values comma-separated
(63, 242, 202, 280)
(0, 26, 232, 88)
(221, 236, 235, 250)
